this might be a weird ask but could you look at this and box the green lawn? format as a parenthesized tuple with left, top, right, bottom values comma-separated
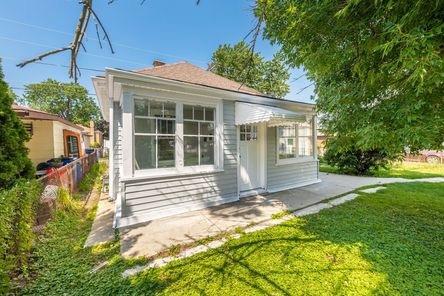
(19, 182, 444, 295)
(320, 161, 444, 179)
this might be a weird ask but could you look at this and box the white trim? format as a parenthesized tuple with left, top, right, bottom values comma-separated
(108, 98, 114, 200)
(121, 167, 224, 182)
(312, 115, 318, 161)
(236, 125, 240, 199)
(122, 92, 134, 178)
(117, 194, 239, 228)
(239, 187, 267, 198)
(275, 123, 316, 166)
(113, 192, 122, 228)
(267, 179, 322, 194)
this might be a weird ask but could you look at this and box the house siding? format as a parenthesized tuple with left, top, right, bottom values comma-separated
(266, 127, 319, 192)
(119, 100, 238, 226)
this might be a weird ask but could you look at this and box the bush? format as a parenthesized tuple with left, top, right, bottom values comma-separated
(0, 180, 42, 292)
(78, 162, 107, 193)
(324, 145, 400, 175)
(0, 59, 35, 189)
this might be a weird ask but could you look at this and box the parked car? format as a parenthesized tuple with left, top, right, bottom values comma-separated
(35, 156, 76, 178)
(421, 150, 444, 164)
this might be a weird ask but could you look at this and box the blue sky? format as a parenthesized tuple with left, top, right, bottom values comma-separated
(0, 0, 314, 103)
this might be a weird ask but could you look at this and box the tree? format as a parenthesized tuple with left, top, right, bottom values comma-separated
(209, 41, 290, 98)
(21, 79, 100, 126)
(258, 0, 444, 172)
(0, 59, 34, 188)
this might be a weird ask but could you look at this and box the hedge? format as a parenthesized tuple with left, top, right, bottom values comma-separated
(0, 179, 42, 293)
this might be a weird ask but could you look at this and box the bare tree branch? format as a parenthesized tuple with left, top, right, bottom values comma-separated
(17, 47, 71, 68)
(88, 4, 115, 54)
(16, 0, 114, 82)
(237, 5, 264, 91)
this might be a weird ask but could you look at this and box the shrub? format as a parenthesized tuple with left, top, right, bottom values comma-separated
(0, 59, 34, 189)
(78, 162, 107, 193)
(0, 180, 42, 292)
(324, 144, 401, 175)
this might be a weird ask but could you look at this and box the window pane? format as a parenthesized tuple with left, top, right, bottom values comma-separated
(135, 118, 155, 134)
(158, 119, 175, 134)
(200, 137, 214, 165)
(184, 121, 198, 135)
(150, 101, 163, 117)
(134, 99, 149, 116)
(240, 133, 245, 141)
(299, 137, 313, 156)
(184, 137, 198, 166)
(205, 107, 214, 121)
(194, 106, 204, 120)
(240, 125, 245, 132)
(278, 138, 296, 159)
(184, 105, 193, 120)
(158, 136, 175, 168)
(200, 122, 214, 135)
(135, 135, 155, 169)
(163, 102, 176, 118)
(245, 125, 251, 132)
(279, 126, 295, 137)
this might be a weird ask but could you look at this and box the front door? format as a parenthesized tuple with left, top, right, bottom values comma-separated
(239, 124, 262, 192)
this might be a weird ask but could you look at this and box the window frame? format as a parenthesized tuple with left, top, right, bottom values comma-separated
(276, 122, 315, 166)
(124, 93, 223, 179)
(183, 104, 216, 167)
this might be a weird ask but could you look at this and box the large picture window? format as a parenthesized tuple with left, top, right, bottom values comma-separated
(183, 105, 215, 166)
(277, 122, 313, 164)
(134, 99, 176, 169)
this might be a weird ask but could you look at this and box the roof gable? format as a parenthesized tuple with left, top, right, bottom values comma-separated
(135, 62, 263, 96)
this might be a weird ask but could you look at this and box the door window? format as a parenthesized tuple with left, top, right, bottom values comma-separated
(240, 125, 258, 141)
(66, 135, 79, 157)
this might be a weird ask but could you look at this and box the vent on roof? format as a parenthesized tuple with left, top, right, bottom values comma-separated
(152, 60, 166, 67)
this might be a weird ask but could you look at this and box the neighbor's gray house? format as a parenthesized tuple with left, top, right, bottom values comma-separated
(92, 61, 319, 228)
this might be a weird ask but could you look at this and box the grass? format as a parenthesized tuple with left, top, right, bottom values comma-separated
(320, 161, 444, 179)
(19, 182, 444, 295)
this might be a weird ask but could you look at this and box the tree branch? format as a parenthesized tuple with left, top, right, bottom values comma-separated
(16, 47, 71, 68)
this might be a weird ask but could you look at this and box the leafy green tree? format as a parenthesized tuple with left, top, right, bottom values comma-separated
(21, 79, 100, 126)
(0, 59, 34, 188)
(258, 0, 444, 172)
(210, 41, 290, 98)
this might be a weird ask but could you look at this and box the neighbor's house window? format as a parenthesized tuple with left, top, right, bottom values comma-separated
(134, 99, 176, 169)
(183, 105, 215, 166)
(277, 122, 313, 164)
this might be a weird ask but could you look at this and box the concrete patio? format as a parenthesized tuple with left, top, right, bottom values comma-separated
(117, 173, 444, 258)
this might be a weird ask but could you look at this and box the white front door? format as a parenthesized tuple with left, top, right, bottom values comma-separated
(239, 124, 263, 192)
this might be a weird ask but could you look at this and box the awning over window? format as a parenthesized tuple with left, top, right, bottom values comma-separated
(235, 102, 308, 126)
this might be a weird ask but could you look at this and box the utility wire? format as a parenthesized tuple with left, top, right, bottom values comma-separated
(0, 16, 207, 66)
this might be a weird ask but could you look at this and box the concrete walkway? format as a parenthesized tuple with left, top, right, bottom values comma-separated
(119, 173, 444, 258)
(84, 191, 115, 247)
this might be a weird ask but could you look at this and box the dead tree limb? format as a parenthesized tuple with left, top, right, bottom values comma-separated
(16, 47, 71, 68)
(16, 0, 114, 82)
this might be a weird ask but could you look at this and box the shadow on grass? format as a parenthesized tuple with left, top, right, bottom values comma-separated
(20, 183, 444, 295)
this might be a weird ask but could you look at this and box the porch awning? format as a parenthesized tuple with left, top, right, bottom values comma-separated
(235, 102, 308, 126)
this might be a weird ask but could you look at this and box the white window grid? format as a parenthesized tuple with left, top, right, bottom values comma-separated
(240, 125, 258, 141)
(183, 105, 215, 166)
(134, 99, 176, 169)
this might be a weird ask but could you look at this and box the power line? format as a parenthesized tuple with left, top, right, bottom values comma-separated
(0, 36, 146, 66)
(1, 56, 103, 72)
(0, 16, 207, 66)
(10, 86, 97, 97)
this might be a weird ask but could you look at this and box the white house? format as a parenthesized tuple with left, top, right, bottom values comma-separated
(92, 61, 319, 228)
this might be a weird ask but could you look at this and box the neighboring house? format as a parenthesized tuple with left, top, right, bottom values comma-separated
(92, 60, 319, 228)
(12, 104, 86, 166)
(317, 130, 327, 156)
(79, 121, 104, 148)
